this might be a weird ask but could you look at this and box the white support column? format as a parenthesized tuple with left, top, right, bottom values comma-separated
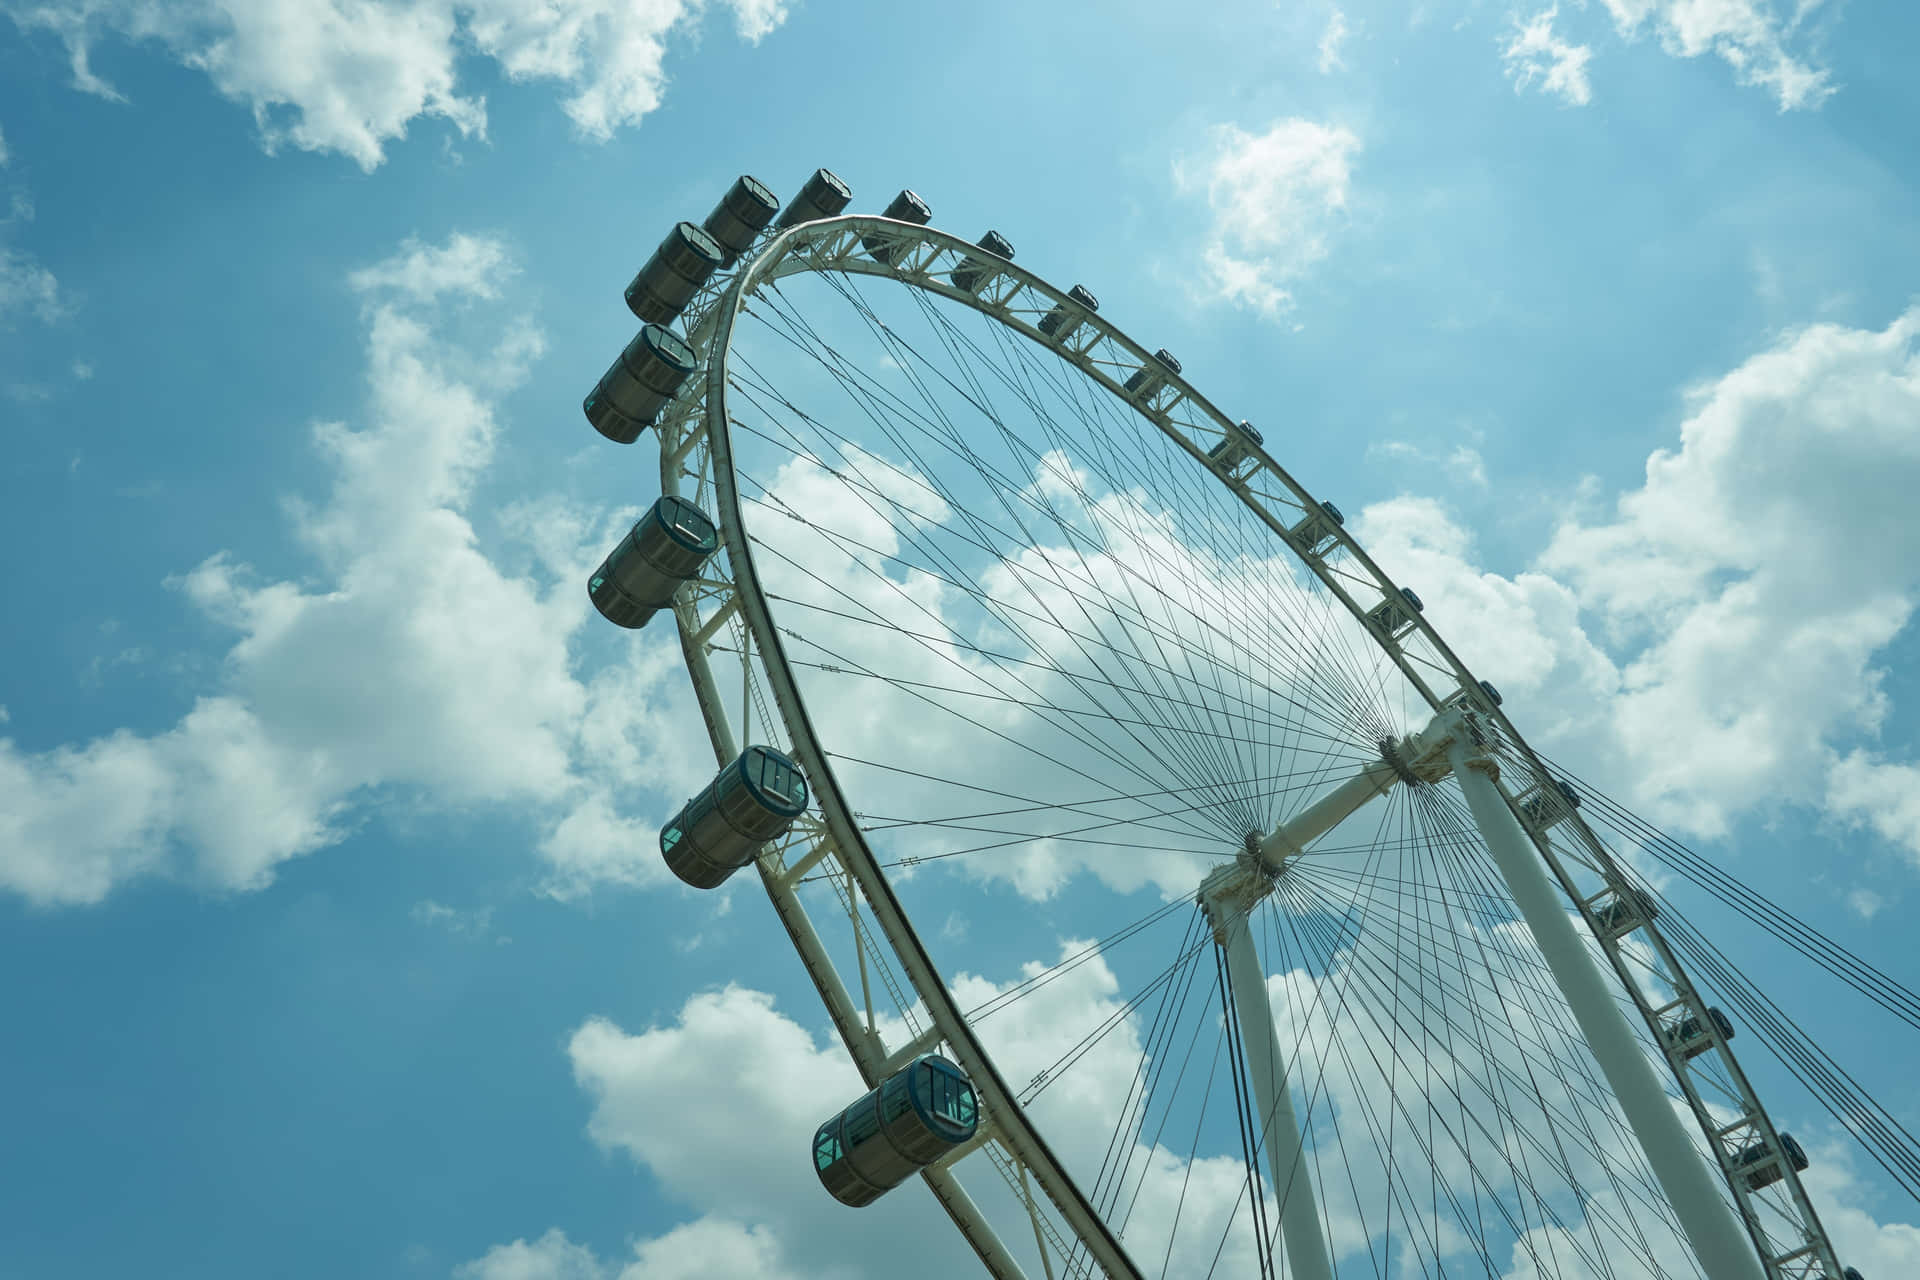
(1219, 905, 1335, 1280)
(1445, 734, 1765, 1280)
(1184, 750, 1396, 1280)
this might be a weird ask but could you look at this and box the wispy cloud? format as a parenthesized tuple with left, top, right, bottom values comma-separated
(1176, 118, 1360, 316)
(410, 899, 501, 939)
(1503, 7, 1595, 106)
(1599, 0, 1833, 110)
(1318, 8, 1349, 73)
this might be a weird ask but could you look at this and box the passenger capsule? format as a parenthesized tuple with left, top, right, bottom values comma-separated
(1208, 419, 1264, 471)
(702, 174, 780, 268)
(1735, 1131, 1808, 1191)
(951, 230, 1015, 293)
(1666, 1007, 1734, 1060)
(1038, 284, 1099, 340)
(863, 189, 932, 266)
(584, 324, 698, 444)
(814, 1055, 980, 1207)
(1519, 778, 1581, 830)
(1365, 586, 1423, 641)
(1478, 679, 1503, 708)
(774, 167, 853, 229)
(1124, 348, 1182, 400)
(625, 222, 727, 325)
(1287, 499, 1344, 557)
(660, 745, 809, 888)
(1591, 884, 1658, 936)
(588, 496, 719, 630)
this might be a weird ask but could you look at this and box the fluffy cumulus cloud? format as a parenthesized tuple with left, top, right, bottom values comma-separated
(1177, 118, 1360, 315)
(455, 1220, 805, 1280)
(559, 984, 956, 1278)
(0, 231, 705, 906)
(1822, 752, 1920, 872)
(1801, 1140, 1920, 1275)
(498, 917, 1906, 1279)
(1598, 0, 1833, 110)
(542, 957, 1300, 1279)
(1354, 308, 1920, 868)
(1502, 7, 1594, 106)
(2, 0, 790, 170)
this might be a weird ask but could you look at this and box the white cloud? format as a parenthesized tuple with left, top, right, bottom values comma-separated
(1348, 308, 1920, 870)
(456, 1228, 606, 1280)
(1801, 1139, 1920, 1275)
(0, 246, 61, 323)
(535, 789, 666, 899)
(561, 964, 1244, 1278)
(1825, 752, 1920, 871)
(1539, 308, 1920, 838)
(1599, 0, 1833, 110)
(345, 231, 512, 303)
(0, 230, 704, 907)
(1177, 118, 1360, 315)
(1503, 7, 1595, 106)
(565, 984, 972, 1277)
(456, 1220, 809, 1280)
(0, 696, 340, 904)
(5, 0, 791, 170)
(550, 924, 1804, 1277)
(1317, 7, 1349, 73)
(1366, 438, 1490, 488)
(724, 0, 788, 44)
(0, 124, 61, 324)
(411, 898, 497, 937)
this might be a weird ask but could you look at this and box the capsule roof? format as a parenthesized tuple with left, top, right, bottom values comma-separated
(669, 221, 725, 264)
(883, 189, 932, 223)
(637, 323, 697, 373)
(735, 175, 779, 212)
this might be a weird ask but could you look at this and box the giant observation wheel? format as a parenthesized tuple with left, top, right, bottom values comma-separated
(577, 168, 1894, 1280)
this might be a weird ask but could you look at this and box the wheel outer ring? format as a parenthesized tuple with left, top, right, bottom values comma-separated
(669, 213, 1822, 1278)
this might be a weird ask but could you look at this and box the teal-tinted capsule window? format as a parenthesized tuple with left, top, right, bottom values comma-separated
(882, 1074, 913, 1122)
(926, 1065, 975, 1127)
(844, 1104, 881, 1147)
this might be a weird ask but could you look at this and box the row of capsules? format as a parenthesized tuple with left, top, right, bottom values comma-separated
(578, 168, 991, 1209)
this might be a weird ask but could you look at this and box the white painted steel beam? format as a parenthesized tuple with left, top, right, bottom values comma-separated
(1444, 727, 1765, 1280)
(1216, 904, 1335, 1280)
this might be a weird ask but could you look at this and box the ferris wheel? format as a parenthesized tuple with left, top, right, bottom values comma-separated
(578, 168, 1883, 1280)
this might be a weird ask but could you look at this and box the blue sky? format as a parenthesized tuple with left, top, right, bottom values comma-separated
(3, 0, 1918, 1276)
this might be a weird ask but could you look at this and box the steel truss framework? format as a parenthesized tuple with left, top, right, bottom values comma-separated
(632, 212, 1843, 1279)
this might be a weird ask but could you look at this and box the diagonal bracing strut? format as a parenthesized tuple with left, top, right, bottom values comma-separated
(1195, 708, 1765, 1280)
